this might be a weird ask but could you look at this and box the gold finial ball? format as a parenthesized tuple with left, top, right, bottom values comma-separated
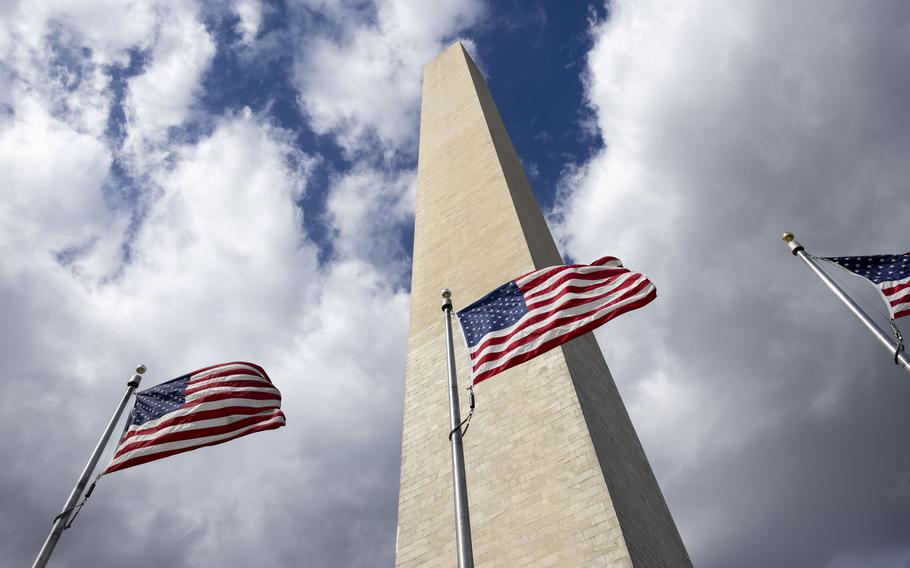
(136, 364, 147, 375)
(441, 288, 452, 299)
(782, 232, 795, 242)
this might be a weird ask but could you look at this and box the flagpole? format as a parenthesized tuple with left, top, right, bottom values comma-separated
(441, 289, 474, 568)
(783, 233, 910, 375)
(32, 364, 146, 568)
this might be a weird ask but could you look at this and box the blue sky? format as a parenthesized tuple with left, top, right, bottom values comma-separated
(2, 1, 910, 567)
(181, 1, 606, 264)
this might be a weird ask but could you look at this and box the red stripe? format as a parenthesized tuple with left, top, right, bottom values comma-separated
(517, 262, 597, 292)
(472, 279, 652, 372)
(513, 264, 566, 288)
(182, 390, 280, 409)
(113, 410, 285, 459)
(590, 256, 621, 267)
(883, 281, 910, 296)
(120, 404, 281, 443)
(894, 307, 910, 319)
(471, 274, 643, 358)
(187, 361, 268, 379)
(522, 267, 629, 302)
(185, 379, 271, 396)
(473, 288, 657, 385)
(525, 274, 632, 312)
(472, 275, 643, 360)
(514, 257, 622, 289)
(127, 392, 281, 437)
(188, 367, 267, 386)
(104, 416, 285, 474)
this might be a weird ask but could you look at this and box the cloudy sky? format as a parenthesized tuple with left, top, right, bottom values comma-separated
(2, 1, 909, 567)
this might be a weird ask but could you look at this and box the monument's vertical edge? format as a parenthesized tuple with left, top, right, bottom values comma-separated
(396, 43, 690, 567)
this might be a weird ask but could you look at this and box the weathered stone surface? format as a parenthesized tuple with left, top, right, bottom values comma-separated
(396, 42, 690, 568)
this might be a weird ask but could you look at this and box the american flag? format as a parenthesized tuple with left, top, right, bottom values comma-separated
(104, 362, 285, 474)
(456, 256, 656, 385)
(824, 253, 910, 320)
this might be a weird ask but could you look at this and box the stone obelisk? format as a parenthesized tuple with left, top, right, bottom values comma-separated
(396, 43, 691, 567)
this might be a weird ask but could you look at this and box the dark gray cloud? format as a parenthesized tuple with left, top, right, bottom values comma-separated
(557, 1, 910, 566)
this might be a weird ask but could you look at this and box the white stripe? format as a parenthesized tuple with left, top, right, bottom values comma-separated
(474, 282, 655, 377)
(188, 372, 271, 392)
(516, 263, 623, 290)
(473, 282, 655, 377)
(108, 413, 285, 470)
(185, 385, 279, 403)
(189, 363, 265, 383)
(523, 273, 628, 307)
(470, 281, 642, 363)
(123, 397, 281, 437)
(889, 296, 910, 315)
(879, 280, 910, 317)
(884, 286, 910, 302)
(119, 408, 279, 447)
(880, 274, 910, 291)
(466, 271, 640, 354)
(468, 272, 644, 358)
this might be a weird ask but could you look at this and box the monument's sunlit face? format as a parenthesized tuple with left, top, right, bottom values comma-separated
(397, 42, 691, 568)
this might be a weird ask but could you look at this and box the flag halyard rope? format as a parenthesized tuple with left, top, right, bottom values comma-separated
(449, 386, 476, 440)
(51, 473, 102, 530)
(889, 319, 905, 365)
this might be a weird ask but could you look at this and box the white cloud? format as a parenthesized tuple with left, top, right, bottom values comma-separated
(122, 2, 216, 164)
(233, 0, 263, 44)
(0, 95, 412, 564)
(0, 0, 417, 555)
(292, 0, 485, 155)
(0, 0, 233, 286)
(557, 0, 910, 565)
(0, 0, 216, 165)
(325, 165, 415, 275)
(560, 0, 910, 451)
(83, 113, 407, 567)
(0, 0, 156, 64)
(0, 94, 115, 271)
(100, 111, 317, 356)
(1, 105, 320, 376)
(0, 0, 155, 140)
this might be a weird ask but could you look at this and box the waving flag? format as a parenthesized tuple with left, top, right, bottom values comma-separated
(105, 362, 285, 474)
(457, 256, 656, 385)
(824, 253, 910, 320)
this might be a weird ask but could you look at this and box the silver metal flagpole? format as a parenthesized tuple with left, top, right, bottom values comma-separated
(441, 289, 474, 568)
(32, 364, 146, 568)
(783, 233, 910, 375)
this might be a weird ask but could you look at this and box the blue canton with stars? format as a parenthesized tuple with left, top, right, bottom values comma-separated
(825, 254, 910, 284)
(126, 375, 191, 428)
(457, 281, 528, 348)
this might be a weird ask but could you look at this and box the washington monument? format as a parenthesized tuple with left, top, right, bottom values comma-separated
(396, 43, 691, 567)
